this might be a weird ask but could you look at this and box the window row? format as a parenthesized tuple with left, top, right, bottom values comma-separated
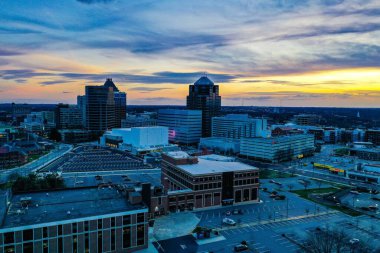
(1, 214, 146, 245)
(3, 225, 146, 253)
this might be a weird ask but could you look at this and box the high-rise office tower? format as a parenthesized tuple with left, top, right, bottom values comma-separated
(85, 85, 115, 131)
(104, 78, 127, 128)
(77, 95, 87, 128)
(186, 76, 221, 137)
(157, 109, 202, 144)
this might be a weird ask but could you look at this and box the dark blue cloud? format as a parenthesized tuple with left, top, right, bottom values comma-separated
(273, 23, 380, 41)
(76, 0, 115, 4)
(128, 87, 174, 92)
(40, 80, 73, 86)
(0, 48, 23, 56)
(225, 91, 365, 101)
(0, 69, 55, 80)
(0, 69, 239, 85)
(82, 34, 228, 54)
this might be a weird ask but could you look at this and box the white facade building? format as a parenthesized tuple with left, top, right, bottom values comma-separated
(212, 114, 268, 139)
(157, 109, 202, 144)
(100, 126, 175, 154)
(20, 111, 55, 132)
(240, 134, 315, 163)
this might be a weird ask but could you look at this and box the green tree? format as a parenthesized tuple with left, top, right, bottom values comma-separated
(49, 128, 62, 142)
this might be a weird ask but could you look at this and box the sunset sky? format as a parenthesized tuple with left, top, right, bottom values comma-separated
(0, 0, 380, 107)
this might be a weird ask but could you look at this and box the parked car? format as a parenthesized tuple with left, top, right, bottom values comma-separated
(234, 244, 249, 252)
(275, 195, 286, 200)
(269, 180, 276, 183)
(274, 182, 282, 186)
(349, 238, 360, 245)
(223, 218, 236, 226)
(368, 205, 378, 211)
(350, 190, 360, 195)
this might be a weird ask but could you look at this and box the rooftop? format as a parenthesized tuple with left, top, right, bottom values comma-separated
(166, 151, 190, 159)
(177, 154, 258, 175)
(194, 76, 214, 86)
(103, 78, 119, 92)
(1, 187, 145, 230)
(62, 169, 162, 188)
(243, 134, 314, 142)
(200, 137, 240, 144)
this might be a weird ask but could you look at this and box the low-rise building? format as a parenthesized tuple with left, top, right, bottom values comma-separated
(161, 152, 259, 211)
(0, 188, 149, 253)
(0, 146, 27, 169)
(55, 104, 83, 129)
(365, 129, 380, 146)
(100, 127, 177, 155)
(212, 114, 268, 139)
(20, 111, 55, 133)
(121, 113, 157, 128)
(349, 147, 380, 161)
(59, 129, 100, 144)
(346, 164, 380, 184)
(199, 137, 240, 154)
(293, 114, 320, 126)
(240, 134, 315, 163)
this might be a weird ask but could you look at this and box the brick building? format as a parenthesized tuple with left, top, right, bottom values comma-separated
(161, 152, 259, 212)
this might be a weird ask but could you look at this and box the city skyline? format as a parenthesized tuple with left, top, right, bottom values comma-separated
(1, 0, 380, 107)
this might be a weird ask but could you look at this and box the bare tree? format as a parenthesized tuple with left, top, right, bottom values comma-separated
(303, 227, 349, 253)
(300, 180, 311, 191)
(287, 184, 294, 192)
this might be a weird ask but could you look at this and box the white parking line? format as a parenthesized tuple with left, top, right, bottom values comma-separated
(248, 226, 259, 232)
(223, 230, 231, 235)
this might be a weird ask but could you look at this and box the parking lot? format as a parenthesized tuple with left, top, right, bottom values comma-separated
(332, 216, 380, 249)
(37, 146, 152, 173)
(163, 212, 346, 253)
(195, 189, 326, 229)
(340, 191, 379, 214)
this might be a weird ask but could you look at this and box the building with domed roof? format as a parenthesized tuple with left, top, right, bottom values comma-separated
(186, 76, 221, 137)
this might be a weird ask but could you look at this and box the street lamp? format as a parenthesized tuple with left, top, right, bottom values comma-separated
(352, 198, 359, 208)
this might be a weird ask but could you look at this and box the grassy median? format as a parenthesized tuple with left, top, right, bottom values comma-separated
(291, 187, 362, 217)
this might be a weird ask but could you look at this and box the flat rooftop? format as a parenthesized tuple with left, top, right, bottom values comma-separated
(177, 154, 258, 175)
(1, 188, 145, 229)
(57, 148, 151, 173)
(200, 137, 240, 144)
(62, 169, 162, 188)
